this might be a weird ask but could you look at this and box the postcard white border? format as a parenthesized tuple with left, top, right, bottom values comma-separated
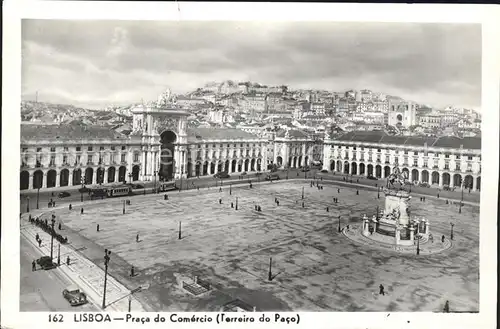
(2, 2, 499, 329)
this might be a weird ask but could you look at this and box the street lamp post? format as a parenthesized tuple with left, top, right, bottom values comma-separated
(50, 218, 56, 260)
(450, 223, 455, 240)
(377, 187, 380, 199)
(154, 170, 158, 193)
(302, 186, 304, 199)
(178, 221, 182, 240)
(102, 249, 111, 309)
(26, 196, 30, 213)
(37, 187, 40, 209)
(80, 175, 85, 202)
(235, 197, 238, 210)
(338, 215, 341, 233)
(416, 234, 421, 255)
(123, 200, 126, 214)
(57, 243, 61, 266)
(459, 187, 464, 214)
(229, 184, 232, 195)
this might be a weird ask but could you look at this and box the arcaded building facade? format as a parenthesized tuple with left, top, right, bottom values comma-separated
(322, 131, 482, 191)
(20, 93, 269, 191)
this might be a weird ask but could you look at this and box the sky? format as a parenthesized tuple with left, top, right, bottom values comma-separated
(22, 20, 481, 110)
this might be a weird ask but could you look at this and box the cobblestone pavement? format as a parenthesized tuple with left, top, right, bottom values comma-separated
(22, 179, 479, 312)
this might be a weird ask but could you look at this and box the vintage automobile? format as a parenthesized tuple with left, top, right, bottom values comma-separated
(300, 166, 310, 172)
(320, 169, 328, 173)
(36, 256, 57, 270)
(78, 186, 91, 194)
(367, 175, 378, 180)
(214, 172, 230, 179)
(62, 285, 88, 306)
(265, 173, 280, 181)
(58, 191, 71, 198)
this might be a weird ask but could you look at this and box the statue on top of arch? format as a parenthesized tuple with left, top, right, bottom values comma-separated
(155, 88, 177, 108)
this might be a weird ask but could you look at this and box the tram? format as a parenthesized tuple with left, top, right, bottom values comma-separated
(157, 181, 177, 192)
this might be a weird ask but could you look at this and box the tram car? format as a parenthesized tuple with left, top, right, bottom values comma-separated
(107, 186, 132, 197)
(157, 181, 177, 192)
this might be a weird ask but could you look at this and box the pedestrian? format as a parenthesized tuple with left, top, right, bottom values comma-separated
(337, 188, 340, 193)
(423, 197, 426, 202)
(136, 233, 140, 242)
(219, 187, 222, 192)
(356, 190, 359, 195)
(231, 202, 234, 208)
(276, 200, 280, 206)
(66, 256, 70, 266)
(97, 224, 100, 232)
(356, 178, 359, 183)
(326, 207, 329, 212)
(35, 233, 39, 241)
(446, 200, 449, 204)
(69, 203, 72, 210)
(219, 198, 222, 204)
(38, 239, 42, 247)
(130, 266, 135, 277)
(443, 300, 450, 313)
(53, 201, 56, 207)
(32, 260, 36, 271)
(58, 222, 62, 230)
(321, 177, 323, 181)
(347, 225, 350, 231)
(441, 235, 445, 243)
(81, 208, 84, 214)
(379, 284, 385, 296)
(197, 186, 200, 191)
(302, 202, 304, 208)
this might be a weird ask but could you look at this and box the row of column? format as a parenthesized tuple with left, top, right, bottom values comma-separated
(328, 158, 480, 191)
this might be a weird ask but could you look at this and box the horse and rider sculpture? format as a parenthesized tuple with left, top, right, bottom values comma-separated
(386, 162, 409, 190)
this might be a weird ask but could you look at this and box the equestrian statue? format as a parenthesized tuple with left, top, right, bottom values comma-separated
(386, 161, 408, 190)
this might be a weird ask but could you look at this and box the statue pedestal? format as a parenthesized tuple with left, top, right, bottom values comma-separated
(383, 189, 411, 226)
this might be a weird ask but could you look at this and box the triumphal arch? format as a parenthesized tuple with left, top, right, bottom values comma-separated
(130, 89, 190, 181)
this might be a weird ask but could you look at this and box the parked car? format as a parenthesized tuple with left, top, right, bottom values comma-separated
(301, 167, 310, 172)
(62, 285, 88, 307)
(214, 172, 230, 179)
(419, 182, 430, 188)
(36, 256, 57, 270)
(443, 185, 451, 191)
(255, 172, 263, 176)
(58, 191, 71, 198)
(320, 169, 328, 173)
(265, 173, 280, 181)
(241, 172, 247, 176)
(367, 175, 378, 180)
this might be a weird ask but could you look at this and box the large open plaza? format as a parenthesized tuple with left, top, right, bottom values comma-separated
(47, 180, 479, 312)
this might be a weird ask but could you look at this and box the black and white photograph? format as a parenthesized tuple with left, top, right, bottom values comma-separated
(2, 2, 499, 329)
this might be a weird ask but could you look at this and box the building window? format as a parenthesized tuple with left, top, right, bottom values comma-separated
(111, 154, 115, 164)
(121, 154, 126, 163)
(456, 164, 461, 171)
(414, 152, 418, 155)
(88, 146, 93, 152)
(444, 162, 449, 170)
(121, 146, 126, 150)
(455, 155, 460, 159)
(76, 146, 81, 152)
(100, 146, 105, 151)
(413, 159, 418, 166)
(64, 147, 69, 151)
(50, 155, 56, 166)
(63, 155, 68, 164)
(76, 155, 81, 165)
(404, 150, 408, 155)
(87, 155, 93, 164)
(467, 156, 473, 160)
(37, 147, 42, 152)
(445, 154, 450, 158)
(133, 153, 139, 162)
(111, 146, 116, 151)
(50, 147, 56, 152)
(423, 161, 428, 168)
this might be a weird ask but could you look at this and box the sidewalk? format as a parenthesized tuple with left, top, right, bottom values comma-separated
(21, 217, 146, 312)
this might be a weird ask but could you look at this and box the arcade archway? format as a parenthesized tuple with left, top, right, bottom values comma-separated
(160, 130, 177, 181)
(20, 171, 30, 190)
